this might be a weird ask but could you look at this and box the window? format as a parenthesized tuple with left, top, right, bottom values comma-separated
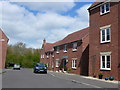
(46, 53, 49, 58)
(100, 54, 111, 70)
(43, 55, 44, 58)
(41, 55, 43, 58)
(100, 3, 110, 15)
(72, 59, 77, 69)
(72, 42, 77, 51)
(56, 59, 59, 67)
(52, 55, 54, 57)
(52, 48, 54, 51)
(64, 45, 67, 52)
(101, 27, 111, 43)
(56, 47, 60, 53)
(47, 55, 49, 58)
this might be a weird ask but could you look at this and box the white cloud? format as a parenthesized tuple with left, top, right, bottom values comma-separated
(76, 4, 91, 21)
(14, 2, 75, 12)
(0, 2, 91, 48)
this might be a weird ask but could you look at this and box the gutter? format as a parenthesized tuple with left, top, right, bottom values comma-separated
(88, 0, 111, 11)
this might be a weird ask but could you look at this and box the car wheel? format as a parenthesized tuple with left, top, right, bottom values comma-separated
(45, 71, 47, 74)
(34, 70, 36, 73)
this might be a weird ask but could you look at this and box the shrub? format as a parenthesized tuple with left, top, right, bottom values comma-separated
(67, 67, 72, 72)
(98, 72, 103, 75)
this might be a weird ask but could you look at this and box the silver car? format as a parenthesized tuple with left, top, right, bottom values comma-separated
(13, 64, 21, 70)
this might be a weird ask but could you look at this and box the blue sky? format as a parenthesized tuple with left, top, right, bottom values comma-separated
(0, 1, 93, 48)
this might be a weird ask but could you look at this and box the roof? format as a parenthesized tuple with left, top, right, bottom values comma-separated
(88, 0, 106, 10)
(0, 28, 9, 41)
(54, 27, 89, 47)
(43, 27, 89, 52)
(44, 43, 54, 52)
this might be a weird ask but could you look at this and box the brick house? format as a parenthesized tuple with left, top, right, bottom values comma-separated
(0, 29, 9, 69)
(40, 39, 55, 70)
(40, 0, 120, 80)
(88, 1, 120, 80)
(40, 28, 89, 76)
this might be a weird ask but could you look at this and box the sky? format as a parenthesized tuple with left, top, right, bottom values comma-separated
(0, 1, 93, 49)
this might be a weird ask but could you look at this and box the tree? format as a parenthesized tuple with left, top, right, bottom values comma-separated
(6, 42, 41, 68)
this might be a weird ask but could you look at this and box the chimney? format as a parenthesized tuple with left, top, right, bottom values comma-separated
(43, 39, 46, 44)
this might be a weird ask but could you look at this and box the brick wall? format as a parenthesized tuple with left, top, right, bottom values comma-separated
(53, 35, 89, 75)
(54, 40, 83, 74)
(118, 1, 120, 81)
(89, 2, 119, 80)
(0, 29, 8, 69)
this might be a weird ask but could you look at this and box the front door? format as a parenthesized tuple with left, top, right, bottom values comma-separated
(63, 59, 67, 71)
(52, 59, 54, 71)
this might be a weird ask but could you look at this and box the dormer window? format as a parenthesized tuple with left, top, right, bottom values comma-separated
(72, 42, 77, 51)
(64, 45, 67, 52)
(56, 47, 60, 54)
(100, 3, 110, 15)
(52, 48, 54, 51)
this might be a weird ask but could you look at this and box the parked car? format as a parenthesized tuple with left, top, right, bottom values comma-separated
(13, 64, 21, 70)
(34, 63, 47, 73)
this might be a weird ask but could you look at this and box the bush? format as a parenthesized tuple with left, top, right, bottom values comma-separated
(67, 67, 72, 72)
(98, 72, 103, 75)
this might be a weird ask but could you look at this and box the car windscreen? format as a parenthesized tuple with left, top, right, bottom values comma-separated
(36, 63, 45, 67)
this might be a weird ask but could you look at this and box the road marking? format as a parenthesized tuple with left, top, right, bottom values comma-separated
(49, 73, 55, 77)
(72, 80, 101, 88)
(49, 72, 101, 88)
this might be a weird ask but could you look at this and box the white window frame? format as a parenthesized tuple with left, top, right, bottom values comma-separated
(46, 53, 49, 58)
(43, 55, 44, 58)
(0, 39, 5, 42)
(63, 45, 67, 52)
(41, 55, 43, 58)
(56, 59, 59, 67)
(47, 55, 49, 58)
(100, 53, 111, 70)
(100, 26, 111, 43)
(56, 47, 60, 54)
(52, 55, 54, 57)
(52, 48, 54, 51)
(100, 3, 110, 15)
(72, 42, 77, 51)
(72, 58, 77, 69)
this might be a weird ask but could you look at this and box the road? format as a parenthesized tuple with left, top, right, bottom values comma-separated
(2, 69, 119, 89)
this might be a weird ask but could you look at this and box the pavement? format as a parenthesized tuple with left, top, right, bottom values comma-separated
(57, 71, 118, 84)
(2, 68, 120, 89)
(48, 71, 119, 88)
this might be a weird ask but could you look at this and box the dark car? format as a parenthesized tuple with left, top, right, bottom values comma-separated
(34, 63, 47, 73)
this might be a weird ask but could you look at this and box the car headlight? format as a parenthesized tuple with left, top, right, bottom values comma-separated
(36, 67, 39, 69)
(44, 67, 47, 69)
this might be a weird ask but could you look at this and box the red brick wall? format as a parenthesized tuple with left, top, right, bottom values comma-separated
(40, 47, 53, 70)
(89, 2, 119, 80)
(54, 41, 82, 74)
(0, 30, 8, 69)
(53, 36, 89, 76)
(118, 1, 120, 81)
